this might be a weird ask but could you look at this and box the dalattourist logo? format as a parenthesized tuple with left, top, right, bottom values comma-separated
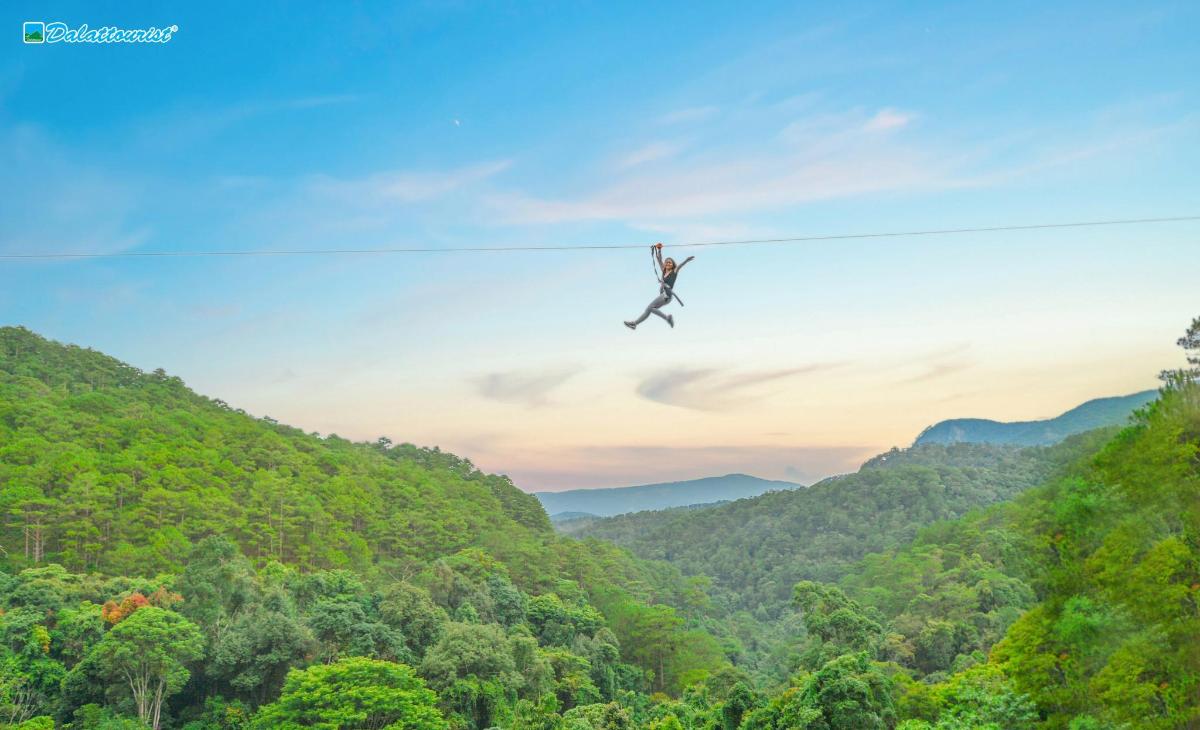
(23, 21, 178, 44)
(23, 21, 44, 42)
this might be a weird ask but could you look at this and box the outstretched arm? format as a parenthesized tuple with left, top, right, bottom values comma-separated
(652, 245, 665, 280)
(675, 255, 696, 272)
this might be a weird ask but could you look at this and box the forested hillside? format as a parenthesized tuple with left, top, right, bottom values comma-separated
(2, 322, 1197, 730)
(0, 325, 551, 578)
(0, 327, 731, 728)
(576, 440, 1091, 617)
(836, 377, 1200, 728)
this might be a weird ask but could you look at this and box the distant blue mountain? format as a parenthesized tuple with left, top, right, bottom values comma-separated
(535, 473, 801, 518)
(914, 390, 1157, 447)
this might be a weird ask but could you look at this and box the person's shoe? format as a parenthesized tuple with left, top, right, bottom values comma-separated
(624, 321, 636, 330)
(666, 314, 675, 328)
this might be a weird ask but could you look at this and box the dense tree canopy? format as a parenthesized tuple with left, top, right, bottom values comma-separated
(252, 657, 446, 730)
(0, 328, 730, 728)
(576, 439, 1082, 617)
(2, 324, 1198, 729)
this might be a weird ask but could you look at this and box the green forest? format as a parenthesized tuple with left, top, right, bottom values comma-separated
(573, 439, 1086, 615)
(2, 321, 1198, 729)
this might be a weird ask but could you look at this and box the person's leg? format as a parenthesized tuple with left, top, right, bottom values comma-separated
(629, 295, 669, 326)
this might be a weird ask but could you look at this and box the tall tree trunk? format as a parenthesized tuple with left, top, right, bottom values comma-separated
(32, 522, 44, 563)
(152, 677, 165, 730)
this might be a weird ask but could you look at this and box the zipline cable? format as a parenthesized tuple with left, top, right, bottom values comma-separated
(1, 214, 1197, 260)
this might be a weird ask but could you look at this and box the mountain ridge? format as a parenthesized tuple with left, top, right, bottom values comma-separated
(534, 473, 802, 518)
(913, 389, 1156, 446)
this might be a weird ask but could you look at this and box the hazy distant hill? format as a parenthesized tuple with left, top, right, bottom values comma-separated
(549, 511, 599, 522)
(913, 390, 1157, 447)
(551, 502, 731, 534)
(535, 473, 801, 518)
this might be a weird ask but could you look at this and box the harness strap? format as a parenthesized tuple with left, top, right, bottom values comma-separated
(652, 246, 683, 304)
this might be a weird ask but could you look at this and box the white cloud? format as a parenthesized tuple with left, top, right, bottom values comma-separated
(630, 220, 767, 243)
(131, 95, 361, 150)
(0, 125, 150, 256)
(489, 98, 1191, 228)
(898, 361, 973, 384)
(615, 141, 685, 169)
(491, 143, 942, 224)
(863, 108, 914, 132)
(475, 367, 580, 407)
(485, 105, 950, 225)
(308, 160, 512, 204)
(636, 365, 843, 411)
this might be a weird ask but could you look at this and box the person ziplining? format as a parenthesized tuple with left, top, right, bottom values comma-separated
(625, 243, 695, 330)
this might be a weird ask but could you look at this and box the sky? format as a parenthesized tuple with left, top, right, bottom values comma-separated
(1, 1, 1197, 491)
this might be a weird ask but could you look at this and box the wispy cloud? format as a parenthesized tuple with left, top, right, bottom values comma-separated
(475, 367, 580, 407)
(615, 141, 686, 169)
(491, 152, 940, 224)
(637, 364, 841, 411)
(879, 343, 973, 385)
(630, 220, 769, 243)
(899, 361, 973, 384)
(220, 159, 514, 246)
(131, 94, 362, 149)
(308, 160, 511, 204)
(490, 108, 946, 225)
(863, 108, 914, 132)
(0, 125, 149, 256)
(490, 96, 1194, 229)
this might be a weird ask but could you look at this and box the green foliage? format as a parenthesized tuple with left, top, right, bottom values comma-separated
(577, 441, 1063, 621)
(792, 581, 884, 664)
(799, 652, 896, 730)
(527, 592, 604, 646)
(420, 622, 520, 693)
(66, 704, 156, 729)
(3, 325, 1199, 730)
(841, 379, 1199, 728)
(88, 606, 204, 729)
(897, 667, 1036, 730)
(0, 327, 727, 718)
(179, 696, 253, 730)
(735, 652, 895, 730)
(252, 657, 446, 729)
(987, 385, 1200, 728)
(1, 604, 67, 724)
(593, 590, 728, 694)
(562, 701, 634, 730)
(0, 326, 551, 577)
(0, 541, 719, 730)
(1159, 315, 1200, 386)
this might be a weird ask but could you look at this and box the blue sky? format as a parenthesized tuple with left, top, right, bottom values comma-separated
(2, 1, 1198, 490)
